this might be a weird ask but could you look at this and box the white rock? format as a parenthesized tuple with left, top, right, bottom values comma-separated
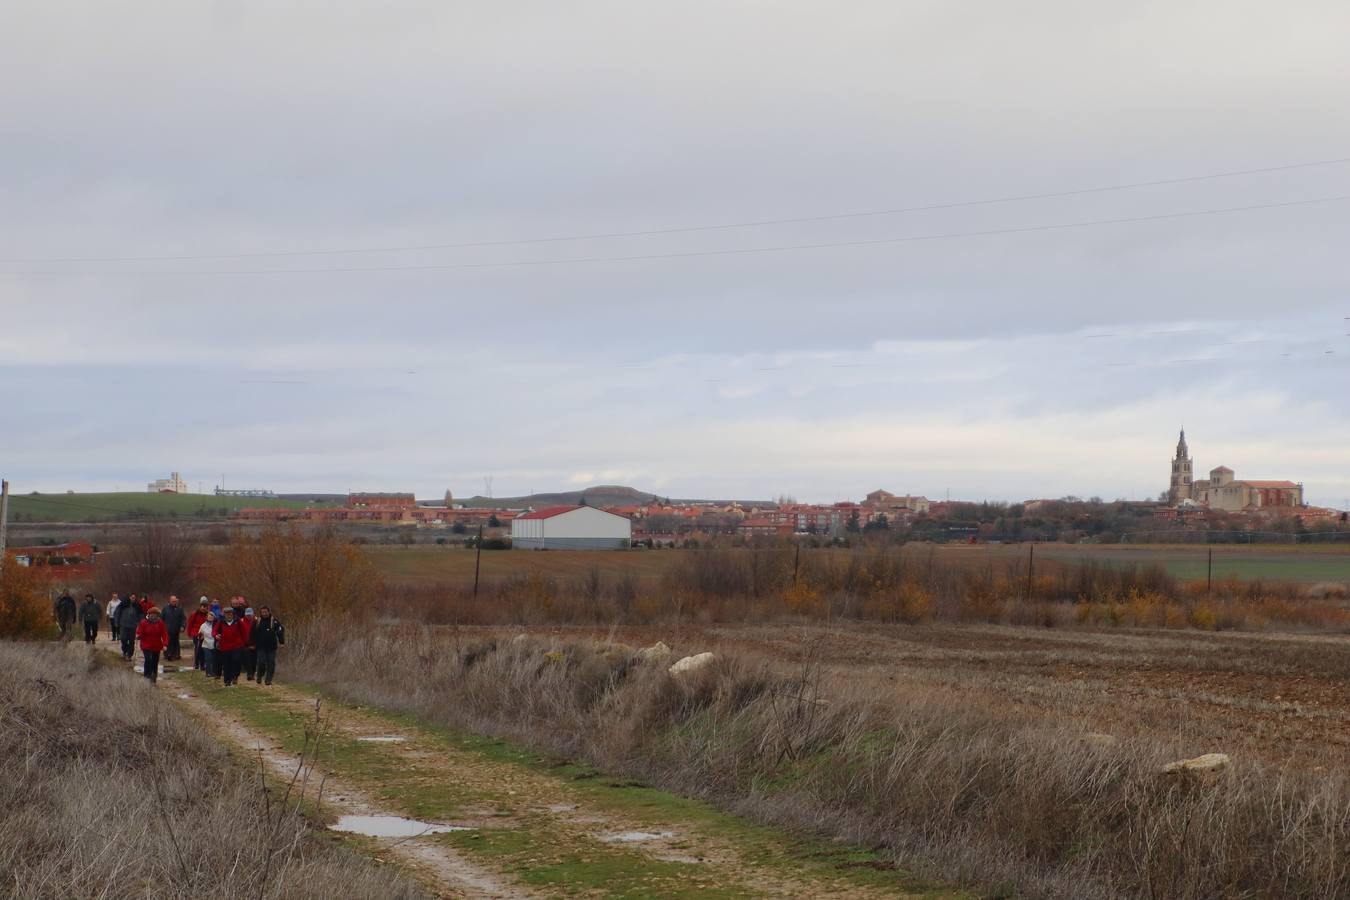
(1162, 753, 1230, 777)
(669, 652, 715, 676)
(638, 641, 672, 660)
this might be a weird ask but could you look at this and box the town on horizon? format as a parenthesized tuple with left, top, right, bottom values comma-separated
(8, 432, 1343, 546)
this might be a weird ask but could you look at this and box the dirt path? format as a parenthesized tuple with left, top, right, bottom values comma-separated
(98, 643, 944, 898)
(96, 641, 521, 898)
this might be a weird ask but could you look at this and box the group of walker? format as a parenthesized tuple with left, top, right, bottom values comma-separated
(54, 591, 285, 686)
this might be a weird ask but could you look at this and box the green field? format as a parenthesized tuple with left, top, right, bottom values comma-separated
(5, 491, 317, 523)
(370, 543, 1350, 587)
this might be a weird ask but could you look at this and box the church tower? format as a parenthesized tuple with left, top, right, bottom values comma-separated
(1168, 429, 1193, 503)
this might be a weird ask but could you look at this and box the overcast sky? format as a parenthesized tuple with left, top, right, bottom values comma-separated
(3, 2, 1349, 506)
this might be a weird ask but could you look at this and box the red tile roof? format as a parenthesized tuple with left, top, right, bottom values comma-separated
(1239, 480, 1300, 489)
(515, 505, 584, 521)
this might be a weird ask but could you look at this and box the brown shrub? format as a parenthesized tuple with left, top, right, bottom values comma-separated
(0, 556, 51, 638)
(207, 525, 381, 625)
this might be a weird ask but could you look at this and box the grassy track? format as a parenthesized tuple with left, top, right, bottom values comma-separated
(183, 673, 955, 898)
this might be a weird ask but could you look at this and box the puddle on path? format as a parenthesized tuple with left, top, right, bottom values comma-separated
(356, 735, 407, 743)
(600, 830, 675, 843)
(331, 815, 472, 838)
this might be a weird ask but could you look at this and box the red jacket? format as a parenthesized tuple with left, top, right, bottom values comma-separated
(240, 617, 254, 648)
(214, 619, 246, 652)
(136, 618, 169, 652)
(187, 609, 208, 637)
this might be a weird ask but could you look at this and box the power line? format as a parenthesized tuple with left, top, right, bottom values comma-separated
(5, 155, 1350, 264)
(9, 194, 1348, 278)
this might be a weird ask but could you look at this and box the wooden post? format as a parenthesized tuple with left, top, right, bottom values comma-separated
(1207, 546, 1213, 597)
(1026, 544, 1035, 599)
(792, 542, 801, 586)
(473, 525, 483, 600)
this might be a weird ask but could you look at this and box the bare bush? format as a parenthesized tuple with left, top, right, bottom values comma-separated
(93, 523, 199, 599)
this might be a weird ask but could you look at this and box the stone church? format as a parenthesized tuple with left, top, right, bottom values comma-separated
(1167, 430, 1304, 511)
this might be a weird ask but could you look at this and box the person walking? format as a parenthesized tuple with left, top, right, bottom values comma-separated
(135, 606, 169, 683)
(162, 596, 185, 662)
(54, 592, 77, 639)
(117, 596, 143, 660)
(187, 599, 209, 670)
(78, 594, 102, 644)
(106, 593, 122, 642)
(251, 606, 285, 685)
(215, 607, 246, 686)
(241, 608, 257, 682)
(198, 612, 218, 678)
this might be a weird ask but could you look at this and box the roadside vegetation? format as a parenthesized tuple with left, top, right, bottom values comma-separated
(0, 640, 424, 899)
(292, 627, 1349, 900)
(384, 544, 1350, 631)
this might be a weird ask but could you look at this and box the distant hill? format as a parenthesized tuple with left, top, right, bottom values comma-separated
(5, 492, 317, 523)
(453, 485, 662, 509)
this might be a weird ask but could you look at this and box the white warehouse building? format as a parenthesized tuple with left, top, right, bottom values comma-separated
(511, 505, 632, 550)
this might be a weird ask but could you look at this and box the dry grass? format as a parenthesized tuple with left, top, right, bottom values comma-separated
(293, 626, 1349, 899)
(0, 640, 424, 900)
(380, 547, 1350, 632)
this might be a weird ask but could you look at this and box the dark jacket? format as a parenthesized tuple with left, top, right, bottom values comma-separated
(117, 602, 143, 639)
(161, 604, 185, 634)
(252, 616, 285, 651)
(55, 594, 76, 621)
(79, 598, 102, 623)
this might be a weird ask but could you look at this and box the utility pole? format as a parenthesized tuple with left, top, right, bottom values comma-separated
(0, 479, 9, 561)
(473, 525, 484, 600)
(0, 479, 9, 596)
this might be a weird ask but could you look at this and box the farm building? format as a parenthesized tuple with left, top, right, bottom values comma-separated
(511, 505, 631, 550)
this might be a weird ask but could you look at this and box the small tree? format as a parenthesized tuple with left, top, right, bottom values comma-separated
(0, 557, 49, 638)
(846, 510, 861, 533)
(208, 526, 381, 626)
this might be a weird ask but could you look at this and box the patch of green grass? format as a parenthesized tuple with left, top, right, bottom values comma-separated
(190, 676, 484, 816)
(7, 491, 318, 522)
(446, 828, 741, 899)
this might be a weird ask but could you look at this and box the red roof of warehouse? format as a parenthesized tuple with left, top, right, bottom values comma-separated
(515, 505, 584, 520)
